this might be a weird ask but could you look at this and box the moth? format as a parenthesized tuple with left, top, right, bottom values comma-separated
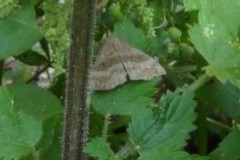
(90, 34, 166, 91)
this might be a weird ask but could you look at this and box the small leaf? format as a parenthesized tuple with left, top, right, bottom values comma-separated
(15, 50, 49, 66)
(210, 130, 240, 160)
(84, 137, 119, 160)
(91, 78, 159, 116)
(128, 85, 197, 154)
(0, 1, 42, 59)
(0, 87, 42, 159)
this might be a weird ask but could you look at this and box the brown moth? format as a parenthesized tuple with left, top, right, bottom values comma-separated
(90, 34, 166, 91)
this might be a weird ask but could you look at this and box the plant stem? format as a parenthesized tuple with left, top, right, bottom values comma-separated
(207, 117, 232, 132)
(62, 0, 95, 159)
(0, 60, 4, 86)
(195, 105, 208, 155)
(190, 74, 212, 92)
(102, 113, 111, 138)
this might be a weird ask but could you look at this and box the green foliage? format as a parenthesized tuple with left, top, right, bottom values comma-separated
(91, 78, 159, 116)
(84, 137, 119, 160)
(140, 146, 209, 160)
(0, 87, 42, 159)
(41, 0, 71, 75)
(15, 50, 49, 66)
(0, 0, 19, 19)
(118, 0, 156, 37)
(0, 1, 41, 59)
(210, 130, 240, 160)
(185, 0, 240, 87)
(196, 81, 240, 119)
(0, 84, 63, 159)
(0, 0, 240, 159)
(128, 86, 197, 157)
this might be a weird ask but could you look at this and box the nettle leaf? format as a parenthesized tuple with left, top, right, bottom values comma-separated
(0, 84, 63, 159)
(0, 1, 42, 59)
(196, 81, 240, 119)
(91, 78, 159, 116)
(186, 0, 240, 87)
(0, 87, 42, 159)
(210, 130, 240, 160)
(128, 85, 197, 155)
(139, 145, 209, 160)
(84, 137, 119, 160)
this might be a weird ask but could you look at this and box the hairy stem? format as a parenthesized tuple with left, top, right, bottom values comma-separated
(0, 60, 4, 86)
(62, 0, 95, 159)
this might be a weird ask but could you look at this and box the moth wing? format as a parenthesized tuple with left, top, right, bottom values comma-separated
(90, 36, 127, 91)
(114, 36, 166, 80)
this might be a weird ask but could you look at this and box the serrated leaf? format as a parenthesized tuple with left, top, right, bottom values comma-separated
(6, 84, 63, 159)
(139, 145, 209, 160)
(196, 81, 240, 119)
(187, 0, 240, 87)
(84, 137, 119, 160)
(204, 65, 240, 88)
(210, 130, 240, 160)
(91, 78, 159, 116)
(0, 1, 42, 59)
(0, 87, 42, 159)
(128, 85, 197, 154)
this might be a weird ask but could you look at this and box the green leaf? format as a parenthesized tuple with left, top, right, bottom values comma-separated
(196, 81, 240, 119)
(84, 137, 119, 160)
(15, 50, 49, 66)
(91, 78, 159, 116)
(113, 18, 153, 54)
(6, 84, 63, 158)
(183, 0, 201, 11)
(128, 85, 197, 154)
(210, 130, 240, 160)
(38, 117, 63, 160)
(36, 115, 61, 153)
(0, 87, 42, 159)
(0, 1, 42, 59)
(8, 83, 63, 121)
(139, 145, 209, 160)
(205, 65, 240, 88)
(187, 0, 240, 87)
(113, 18, 168, 59)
